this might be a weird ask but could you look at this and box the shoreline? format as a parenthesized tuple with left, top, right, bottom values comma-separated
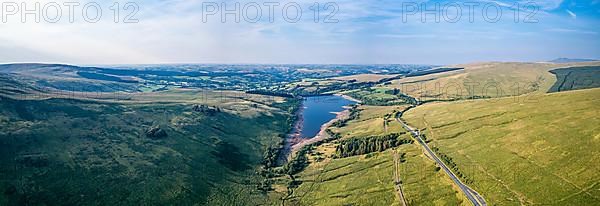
(276, 100, 305, 165)
(289, 108, 351, 153)
(335, 93, 362, 104)
(277, 94, 358, 164)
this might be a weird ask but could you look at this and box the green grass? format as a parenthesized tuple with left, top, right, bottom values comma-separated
(3, 61, 599, 205)
(403, 88, 600, 205)
(282, 106, 403, 205)
(285, 138, 468, 206)
(288, 149, 400, 206)
(383, 62, 600, 101)
(333, 74, 397, 83)
(283, 62, 600, 205)
(345, 88, 408, 106)
(283, 105, 468, 205)
(332, 105, 407, 139)
(0, 90, 294, 205)
(398, 144, 469, 206)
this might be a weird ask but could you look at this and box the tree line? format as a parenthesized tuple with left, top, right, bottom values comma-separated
(246, 90, 296, 98)
(335, 133, 413, 158)
(431, 146, 473, 184)
(331, 105, 361, 127)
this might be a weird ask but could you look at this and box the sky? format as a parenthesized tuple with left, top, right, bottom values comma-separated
(0, 0, 599, 65)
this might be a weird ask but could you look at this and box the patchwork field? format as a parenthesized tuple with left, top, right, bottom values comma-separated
(403, 88, 600, 205)
(333, 74, 398, 83)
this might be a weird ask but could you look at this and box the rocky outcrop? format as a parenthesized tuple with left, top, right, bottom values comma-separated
(145, 125, 167, 139)
(192, 104, 221, 116)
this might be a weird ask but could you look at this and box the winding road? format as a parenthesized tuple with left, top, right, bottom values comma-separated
(396, 111, 487, 206)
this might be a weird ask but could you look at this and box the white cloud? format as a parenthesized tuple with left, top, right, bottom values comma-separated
(566, 9, 577, 19)
(485, 0, 564, 10)
(546, 28, 597, 35)
(524, 0, 564, 10)
(376, 34, 436, 39)
(1, 0, 598, 65)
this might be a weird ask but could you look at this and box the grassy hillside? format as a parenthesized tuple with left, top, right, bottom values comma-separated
(397, 144, 469, 206)
(283, 105, 469, 205)
(282, 62, 600, 206)
(333, 74, 398, 83)
(2, 62, 599, 205)
(382, 62, 600, 101)
(288, 148, 401, 205)
(331, 105, 407, 139)
(286, 144, 469, 206)
(403, 88, 600, 205)
(281, 62, 600, 206)
(0, 89, 295, 205)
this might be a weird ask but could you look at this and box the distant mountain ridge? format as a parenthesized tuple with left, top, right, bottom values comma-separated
(549, 58, 599, 63)
(0, 63, 81, 72)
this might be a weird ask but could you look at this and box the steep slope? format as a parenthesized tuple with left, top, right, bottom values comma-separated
(0, 89, 295, 205)
(403, 88, 600, 205)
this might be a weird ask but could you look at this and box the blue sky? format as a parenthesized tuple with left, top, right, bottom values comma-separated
(0, 0, 599, 64)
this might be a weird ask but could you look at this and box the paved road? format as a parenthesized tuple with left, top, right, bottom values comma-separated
(396, 113, 487, 206)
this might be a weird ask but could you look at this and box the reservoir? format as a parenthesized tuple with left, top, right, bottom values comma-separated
(277, 95, 356, 165)
(298, 95, 355, 138)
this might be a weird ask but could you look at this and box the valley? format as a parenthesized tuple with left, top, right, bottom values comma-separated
(1, 61, 599, 205)
(0, 87, 294, 205)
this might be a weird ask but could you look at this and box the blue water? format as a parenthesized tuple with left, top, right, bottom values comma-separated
(299, 95, 355, 138)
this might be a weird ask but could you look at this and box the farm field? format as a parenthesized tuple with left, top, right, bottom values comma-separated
(333, 74, 398, 83)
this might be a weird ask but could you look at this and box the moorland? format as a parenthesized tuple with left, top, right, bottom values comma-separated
(0, 61, 599, 205)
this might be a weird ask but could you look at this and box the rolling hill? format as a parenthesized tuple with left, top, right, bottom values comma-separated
(402, 88, 600, 205)
(0, 86, 295, 205)
(381, 61, 600, 101)
(280, 61, 600, 206)
(1, 61, 599, 205)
